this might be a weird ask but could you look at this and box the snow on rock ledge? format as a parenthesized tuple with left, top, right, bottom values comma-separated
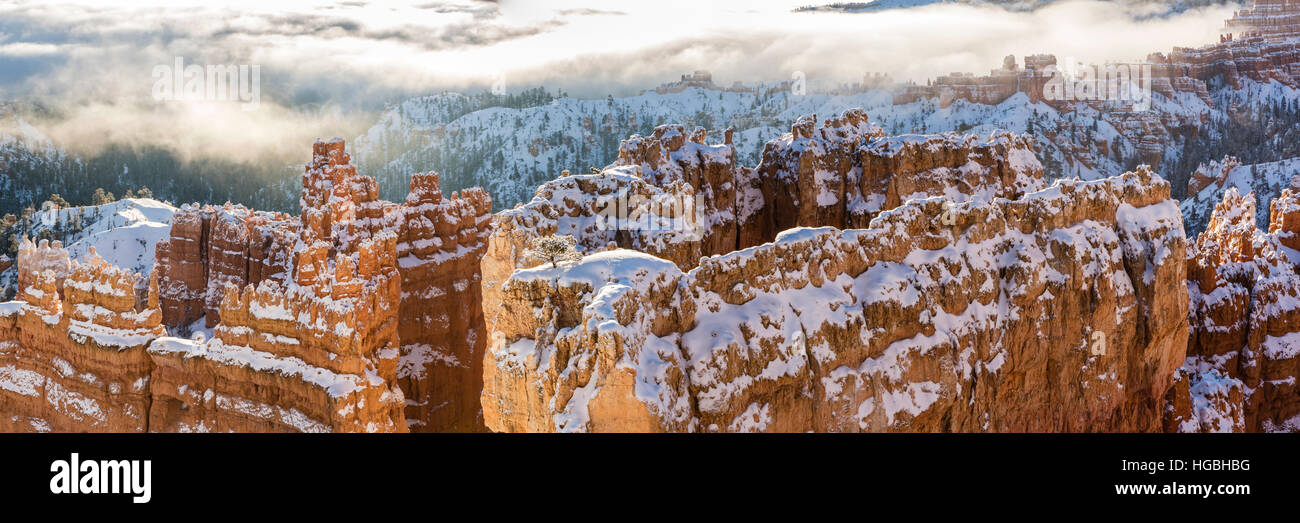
(0, 247, 164, 432)
(481, 111, 1046, 367)
(482, 166, 1189, 432)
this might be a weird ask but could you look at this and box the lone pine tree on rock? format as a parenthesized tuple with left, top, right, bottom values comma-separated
(525, 234, 582, 268)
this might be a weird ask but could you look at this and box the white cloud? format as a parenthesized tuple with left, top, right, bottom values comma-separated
(0, 42, 64, 56)
(0, 0, 1241, 158)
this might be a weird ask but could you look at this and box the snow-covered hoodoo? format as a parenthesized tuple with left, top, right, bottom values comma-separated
(1, 138, 492, 432)
(0, 243, 163, 432)
(1170, 186, 1300, 432)
(149, 139, 492, 432)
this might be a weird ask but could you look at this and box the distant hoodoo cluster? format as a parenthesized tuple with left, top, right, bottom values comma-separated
(899, 1, 1300, 110)
(1172, 186, 1300, 432)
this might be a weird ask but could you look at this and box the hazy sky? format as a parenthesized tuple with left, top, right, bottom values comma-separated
(0, 0, 1238, 157)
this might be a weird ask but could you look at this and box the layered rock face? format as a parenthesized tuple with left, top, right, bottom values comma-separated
(153, 207, 208, 327)
(144, 144, 407, 431)
(892, 52, 1217, 117)
(1223, 0, 1300, 39)
(1170, 186, 1300, 432)
(887, 2, 1300, 184)
(1, 193, 408, 433)
(481, 123, 753, 339)
(154, 204, 298, 329)
(482, 109, 1190, 431)
(611, 123, 759, 257)
(394, 172, 492, 432)
(483, 122, 753, 271)
(0, 243, 163, 432)
(1160, 38, 1300, 92)
(893, 54, 1056, 108)
(896, 1, 1300, 110)
(896, 53, 1215, 175)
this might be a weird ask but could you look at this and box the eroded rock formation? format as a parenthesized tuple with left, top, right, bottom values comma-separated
(887, 1, 1300, 185)
(2, 138, 492, 432)
(154, 204, 298, 329)
(394, 172, 492, 432)
(756, 112, 1042, 234)
(148, 231, 407, 433)
(481, 110, 1190, 432)
(895, 1, 1300, 110)
(149, 139, 493, 431)
(1170, 185, 1300, 432)
(483, 114, 1044, 340)
(7, 106, 1298, 433)
(16, 238, 71, 297)
(0, 244, 162, 432)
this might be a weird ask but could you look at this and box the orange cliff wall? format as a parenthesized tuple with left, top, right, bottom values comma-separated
(395, 172, 492, 432)
(483, 111, 1044, 316)
(482, 114, 1046, 385)
(0, 232, 407, 433)
(154, 204, 299, 330)
(479, 111, 1195, 433)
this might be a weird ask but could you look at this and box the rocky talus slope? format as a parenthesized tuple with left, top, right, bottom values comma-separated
(481, 111, 1193, 432)
(1168, 185, 1300, 432)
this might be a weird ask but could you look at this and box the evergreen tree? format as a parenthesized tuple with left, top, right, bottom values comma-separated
(92, 188, 114, 205)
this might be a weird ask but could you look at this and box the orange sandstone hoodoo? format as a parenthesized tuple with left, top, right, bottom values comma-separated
(1, 138, 492, 432)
